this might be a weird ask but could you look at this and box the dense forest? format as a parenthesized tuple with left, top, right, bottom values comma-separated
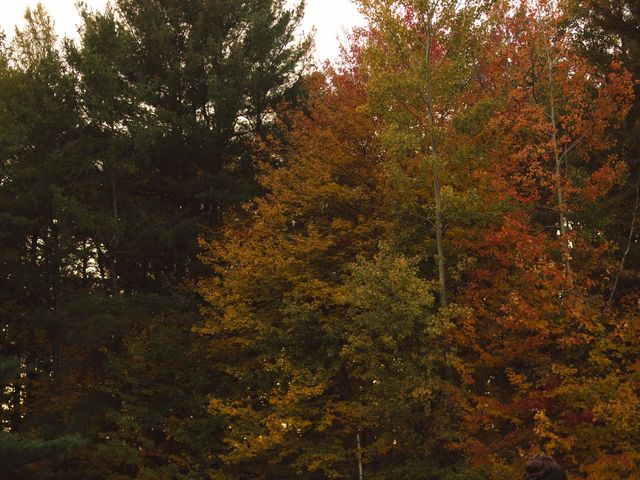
(0, 0, 639, 478)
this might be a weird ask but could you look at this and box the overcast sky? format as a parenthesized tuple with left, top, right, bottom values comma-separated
(1, 0, 365, 63)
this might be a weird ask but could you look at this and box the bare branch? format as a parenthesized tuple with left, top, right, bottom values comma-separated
(608, 165, 640, 306)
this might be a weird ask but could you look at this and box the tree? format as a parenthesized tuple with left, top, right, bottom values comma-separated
(67, 0, 311, 293)
(569, 0, 640, 304)
(197, 65, 427, 478)
(1, 1, 312, 478)
(0, 355, 85, 480)
(447, 2, 638, 477)
(0, 4, 102, 451)
(357, 0, 486, 309)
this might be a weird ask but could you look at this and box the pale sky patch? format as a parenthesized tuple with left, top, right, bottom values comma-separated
(295, 0, 366, 63)
(0, 0, 365, 63)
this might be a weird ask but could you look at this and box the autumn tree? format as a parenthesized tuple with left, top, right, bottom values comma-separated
(196, 57, 462, 477)
(448, 2, 638, 478)
(356, 0, 487, 309)
(197, 68, 383, 479)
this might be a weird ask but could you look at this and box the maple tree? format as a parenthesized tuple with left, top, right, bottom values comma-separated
(446, 2, 639, 478)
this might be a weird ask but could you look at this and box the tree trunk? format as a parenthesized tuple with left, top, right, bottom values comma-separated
(546, 45, 571, 283)
(608, 166, 640, 305)
(356, 432, 364, 480)
(109, 168, 119, 294)
(425, 14, 447, 308)
(50, 218, 62, 390)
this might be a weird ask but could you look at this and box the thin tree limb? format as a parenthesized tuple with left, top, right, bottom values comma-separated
(607, 166, 640, 306)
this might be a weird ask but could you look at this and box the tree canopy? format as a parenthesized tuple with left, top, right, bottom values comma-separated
(1, 0, 639, 478)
